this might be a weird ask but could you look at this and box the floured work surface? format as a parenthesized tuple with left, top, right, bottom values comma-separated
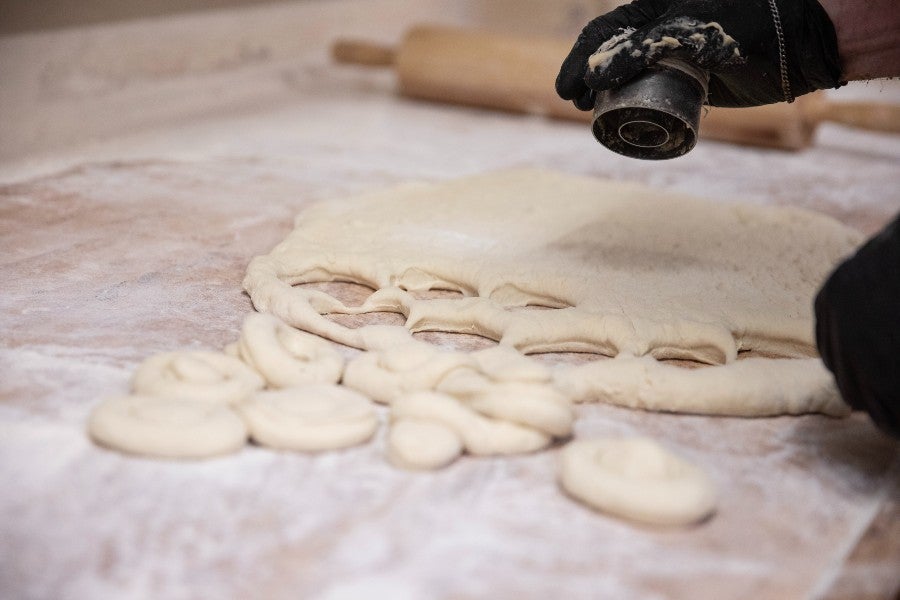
(245, 169, 860, 416)
(2, 160, 899, 600)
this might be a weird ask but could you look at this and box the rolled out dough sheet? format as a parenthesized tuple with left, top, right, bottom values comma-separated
(243, 169, 861, 416)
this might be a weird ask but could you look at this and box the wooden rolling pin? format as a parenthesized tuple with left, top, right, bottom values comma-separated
(333, 25, 900, 151)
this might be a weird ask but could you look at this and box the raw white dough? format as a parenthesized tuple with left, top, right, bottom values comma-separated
(391, 392, 551, 456)
(239, 385, 378, 452)
(559, 437, 717, 526)
(132, 350, 264, 405)
(236, 312, 344, 387)
(387, 419, 463, 470)
(88, 395, 247, 459)
(243, 169, 859, 416)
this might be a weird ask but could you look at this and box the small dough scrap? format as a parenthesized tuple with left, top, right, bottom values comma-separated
(588, 27, 636, 70)
(343, 343, 473, 404)
(237, 312, 344, 387)
(559, 437, 717, 526)
(132, 350, 264, 405)
(437, 369, 574, 437)
(88, 395, 247, 459)
(391, 391, 551, 456)
(240, 385, 378, 452)
(388, 419, 463, 470)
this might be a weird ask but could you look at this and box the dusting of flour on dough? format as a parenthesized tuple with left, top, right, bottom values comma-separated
(243, 169, 859, 418)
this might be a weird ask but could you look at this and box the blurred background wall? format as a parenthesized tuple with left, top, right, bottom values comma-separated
(0, 0, 622, 36)
(0, 0, 287, 34)
(0, 0, 623, 164)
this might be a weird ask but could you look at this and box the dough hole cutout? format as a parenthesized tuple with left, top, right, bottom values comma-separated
(532, 352, 724, 371)
(327, 311, 407, 329)
(408, 289, 466, 301)
(529, 351, 613, 366)
(649, 345, 726, 365)
(736, 349, 792, 360)
(508, 305, 561, 312)
(393, 268, 475, 296)
(412, 331, 499, 352)
(655, 358, 707, 370)
(294, 281, 377, 308)
(489, 283, 573, 310)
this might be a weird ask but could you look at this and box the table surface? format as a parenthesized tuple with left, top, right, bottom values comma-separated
(2, 4, 900, 599)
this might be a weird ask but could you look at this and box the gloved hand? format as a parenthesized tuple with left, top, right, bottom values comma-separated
(815, 214, 900, 438)
(556, 0, 844, 109)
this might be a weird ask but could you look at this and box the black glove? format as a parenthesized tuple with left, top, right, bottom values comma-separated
(556, 0, 844, 109)
(815, 214, 900, 438)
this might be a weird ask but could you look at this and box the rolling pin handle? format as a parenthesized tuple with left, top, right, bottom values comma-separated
(332, 39, 397, 67)
(820, 102, 900, 134)
(802, 98, 900, 134)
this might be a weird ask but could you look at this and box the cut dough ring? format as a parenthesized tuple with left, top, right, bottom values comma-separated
(238, 312, 344, 387)
(88, 395, 248, 459)
(132, 350, 265, 405)
(559, 437, 717, 526)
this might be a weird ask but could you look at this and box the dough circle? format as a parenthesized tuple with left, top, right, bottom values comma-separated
(387, 419, 463, 470)
(237, 312, 344, 388)
(559, 437, 717, 526)
(240, 385, 378, 451)
(132, 350, 264, 405)
(88, 395, 248, 459)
